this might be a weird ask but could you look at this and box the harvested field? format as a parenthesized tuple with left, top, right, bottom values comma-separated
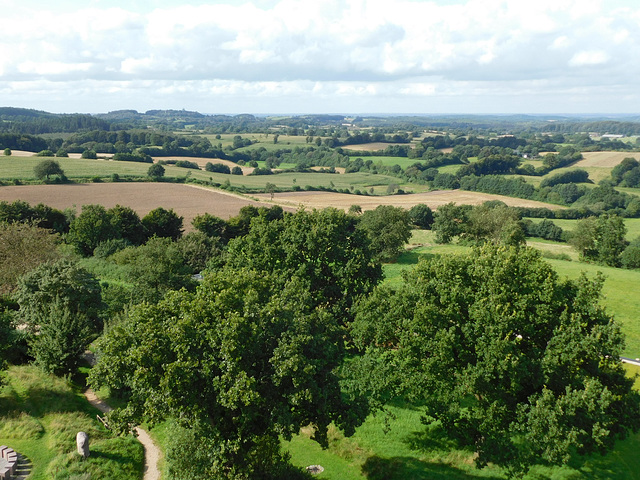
(255, 190, 566, 212)
(574, 151, 638, 168)
(0, 182, 278, 228)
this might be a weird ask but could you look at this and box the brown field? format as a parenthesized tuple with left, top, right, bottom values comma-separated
(254, 190, 565, 212)
(574, 151, 639, 168)
(0, 183, 277, 228)
(342, 143, 412, 152)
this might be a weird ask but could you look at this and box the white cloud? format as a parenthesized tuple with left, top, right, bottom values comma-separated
(568, 50, 610, 67)
(1, 0, 639, 112)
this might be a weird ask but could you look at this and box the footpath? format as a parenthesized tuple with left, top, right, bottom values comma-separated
(83, 388, 161, 480)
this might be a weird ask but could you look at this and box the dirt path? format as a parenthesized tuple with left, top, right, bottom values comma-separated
(83, 389, 161, 480)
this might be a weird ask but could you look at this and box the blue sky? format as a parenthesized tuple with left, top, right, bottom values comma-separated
(2, 0, 639, 115)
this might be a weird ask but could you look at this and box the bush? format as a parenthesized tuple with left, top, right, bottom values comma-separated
(36, 150, 55, 157)
(81, 150, 97, 159)
(175, 160, 200, 170)
(147, 163, 165, 179)
(205, 162, 231, 174)
(113, 152, 152, 163)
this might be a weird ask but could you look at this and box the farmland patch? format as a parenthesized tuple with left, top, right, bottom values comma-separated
(256, 190, 566, 212)
(0, 182, 277, 227)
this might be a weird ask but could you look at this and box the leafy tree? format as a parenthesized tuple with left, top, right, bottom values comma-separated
(36, 149, 55, 157)
(231, 166, 243, 175)
(570, 215, 628, 266)
(111, 237, 195, 303)
(177, 231, 222, 272)
(350, 245, 640, 476)
(465, 203, 524, 245)
(108, 204, 146, 245)
(29, 299, 95, 375)
(432, 202, 471, 244)
(621, 236, 640, 269)
(358, 205, 412, 262)
(192, 213, 228, 241)
(3, 148, 10, 156)
(0, 222, 61, 294)
(205, 162, 231, 174)
(67, 204, 119, 256)
(33, 159, 65, 181)
(408, 204, 434, 229)
(142, 207, 183, 241)
(225, 208, 382, 325)
(147, 162, 165, 179)
(89, 268, 366, 478)
(81, 149, 97, 159)
(15, 259, 103, 333)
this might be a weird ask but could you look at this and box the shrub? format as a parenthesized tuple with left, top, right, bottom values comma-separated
(175, 160, 200, 170)
(205, 162, 231, 174)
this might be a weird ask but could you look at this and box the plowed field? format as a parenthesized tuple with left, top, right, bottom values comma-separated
(0, 183, 276, 227)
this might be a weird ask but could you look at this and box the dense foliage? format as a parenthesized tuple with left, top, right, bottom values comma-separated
(349, 245, 640, 476)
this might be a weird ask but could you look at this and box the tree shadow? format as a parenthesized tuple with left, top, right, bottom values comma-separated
(404, 422, 459, 453)
(23, 386, 90, 416)
(361, 455, 503, 480)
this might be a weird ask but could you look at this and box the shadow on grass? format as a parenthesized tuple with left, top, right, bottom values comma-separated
(361, 455, 502, 480)
(404, 422, 459, 453)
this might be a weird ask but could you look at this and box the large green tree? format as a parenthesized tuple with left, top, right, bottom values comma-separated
(224, 208, 382, 324)
(350, 245, 640, 476)
(111, 236, 195, 303)
(0, 222, 61, 294)
(15, 260, 103, 374)
(67, 204, 119, 256)
(358, 205, 412, 262)
(570, 214, 628, 267)
(142, 207, 183, 241)
(33, 159, 65, 181)
(89, 268, 367, 479)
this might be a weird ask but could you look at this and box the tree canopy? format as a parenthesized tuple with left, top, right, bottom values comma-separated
(349, 244, 640, 476)
(89, 268, 367, 478)
(224, 208, 382, 324)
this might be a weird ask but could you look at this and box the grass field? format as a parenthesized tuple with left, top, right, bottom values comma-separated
(347, 156, 418, 169)
(0, 365, 143, 479)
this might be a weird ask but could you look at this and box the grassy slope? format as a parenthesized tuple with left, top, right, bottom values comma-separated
(0, 365, 143, 479)
(0, 155, 416, 193)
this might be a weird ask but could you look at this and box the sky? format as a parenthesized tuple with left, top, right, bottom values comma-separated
(1, 0, 639, 115)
